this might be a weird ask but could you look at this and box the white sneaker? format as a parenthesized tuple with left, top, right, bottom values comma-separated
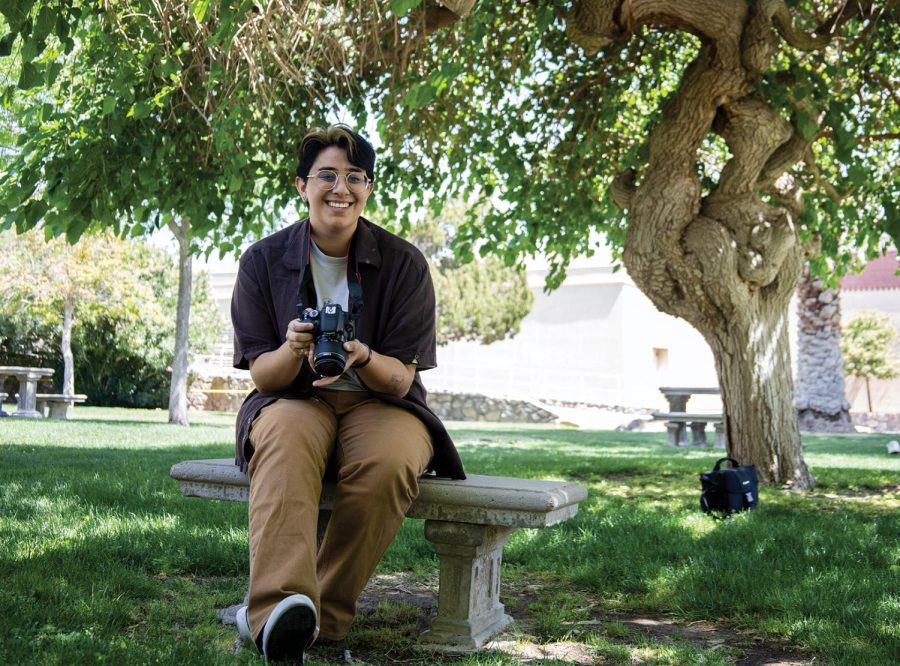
(235, 605, 254, 646)
(261, 594, 319, 663)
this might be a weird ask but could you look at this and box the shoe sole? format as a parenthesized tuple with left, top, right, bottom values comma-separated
(264, 604, 317, 662)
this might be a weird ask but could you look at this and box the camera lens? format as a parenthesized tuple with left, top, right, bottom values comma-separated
(314, 354, 345, 377)
(314, 338, 347, 376)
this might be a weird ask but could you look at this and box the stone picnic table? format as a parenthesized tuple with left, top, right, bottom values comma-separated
(654, 386, 726, 448)
(0, 366, 55, 418)
(658, 386, 721, 413)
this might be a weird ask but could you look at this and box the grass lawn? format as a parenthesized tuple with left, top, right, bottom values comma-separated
(1, 406, 897, 665)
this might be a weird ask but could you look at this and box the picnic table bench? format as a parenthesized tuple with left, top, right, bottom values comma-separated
(170, 458, 587, 651)
(653, 387, 725, 448)
(0, 366, 55, 418)
(35, 393, 87, 419)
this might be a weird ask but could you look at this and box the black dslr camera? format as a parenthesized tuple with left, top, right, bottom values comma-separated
(301, 299, 355, 377)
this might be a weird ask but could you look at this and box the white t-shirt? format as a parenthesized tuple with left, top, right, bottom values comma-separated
(309, 241, 364, 391)
(310, 241, 350, 310)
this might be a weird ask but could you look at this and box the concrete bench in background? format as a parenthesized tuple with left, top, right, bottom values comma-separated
(35, 393, 87, 419)
(170, 458, 587, 651)
(652, 411, 725, 448)
(0, 391, 7, 417)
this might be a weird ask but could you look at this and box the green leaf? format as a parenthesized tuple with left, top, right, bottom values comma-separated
(45, 62, 61, 86)
(102, 95, 117, 115)
(535, 5, 554, 33)
(391, 0, 422, 17)
(20, 36, 37, 62)
(884, 198, 900, 250)
(23, 198, 47, 228)
(795, 109, 817, 140)
(127, 100, 152, 120)
(32, 6, 54, 43)
(190, 0, 210, 22)
(17, 61, 40, 89)
(0, 0, 35, 32)
(847, 165, 867, 188)
(0, 32, 14, 57)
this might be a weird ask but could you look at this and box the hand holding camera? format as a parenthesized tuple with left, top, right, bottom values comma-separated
(288, 300, 370, 383)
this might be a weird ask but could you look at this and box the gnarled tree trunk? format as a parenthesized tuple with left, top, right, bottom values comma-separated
(795, 266, 853, 432)
(568, 0, 825, 487)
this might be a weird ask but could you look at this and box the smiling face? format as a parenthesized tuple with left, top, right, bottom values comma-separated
(296, 145, 373, 256)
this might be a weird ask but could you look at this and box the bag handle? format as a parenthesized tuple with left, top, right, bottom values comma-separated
(713, 457, 740, 471)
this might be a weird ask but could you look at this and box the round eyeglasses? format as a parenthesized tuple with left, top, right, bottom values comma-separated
(310, 170, 372, 193)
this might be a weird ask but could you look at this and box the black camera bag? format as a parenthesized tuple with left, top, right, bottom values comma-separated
(699, 457, 758, 517)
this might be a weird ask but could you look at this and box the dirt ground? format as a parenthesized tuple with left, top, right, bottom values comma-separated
(348, 573, 815, 665)
(222, 570, 814, 664)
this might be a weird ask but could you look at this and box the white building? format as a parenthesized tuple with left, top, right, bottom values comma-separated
(423, 254, 719, 411)
(197, 248, 720, 413)
(196, 246, 898, 416)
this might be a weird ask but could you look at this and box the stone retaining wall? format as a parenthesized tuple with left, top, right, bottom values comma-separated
(188, 376, 252, 413)
(851, 412, 900, 433)
(428, 391, 557, 423)
(188, 376, 558, 423)
(187, 375, 900, 432)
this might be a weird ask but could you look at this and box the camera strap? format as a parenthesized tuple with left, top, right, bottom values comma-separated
(295, 220, 364, 324)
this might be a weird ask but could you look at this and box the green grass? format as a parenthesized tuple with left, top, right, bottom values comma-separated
(1, 407, 898, 665)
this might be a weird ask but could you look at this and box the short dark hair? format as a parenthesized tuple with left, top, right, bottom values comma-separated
(295, 124, 376, 181)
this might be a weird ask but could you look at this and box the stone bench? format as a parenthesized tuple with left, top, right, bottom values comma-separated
(170, 458, 587, 651)
(0, 392, 7, 417)
(35, 393, 87, 419)
(651, 411, 725, 448)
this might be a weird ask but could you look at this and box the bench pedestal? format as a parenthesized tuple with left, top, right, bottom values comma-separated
(420, 521, 514, 651)
(665, 420, 688, 446)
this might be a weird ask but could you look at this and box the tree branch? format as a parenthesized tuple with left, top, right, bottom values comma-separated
(802, 150, 851, 204)
(857, 132, 900, 143)
(610, 168, 636, 209)
(769, 1, 829, 50)
(814, 0, 894, 38)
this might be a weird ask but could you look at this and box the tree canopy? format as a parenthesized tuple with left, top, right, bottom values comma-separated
(1, 0, 897, 484)
(408, 200, 534, 346)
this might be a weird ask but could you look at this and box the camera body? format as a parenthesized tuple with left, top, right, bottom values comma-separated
(301, 300, 355, 377)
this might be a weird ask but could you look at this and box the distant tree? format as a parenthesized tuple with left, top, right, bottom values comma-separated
(406, 201, 534, 345)
(0, 1, 310, 423)
(0, 229, 223, 405)
(0, 229, 149, 395)
(795, 265, 853, 431)
(841, 312, 899, 413)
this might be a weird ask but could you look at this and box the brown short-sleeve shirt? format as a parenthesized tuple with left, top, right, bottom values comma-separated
(231, 217, 465, 480)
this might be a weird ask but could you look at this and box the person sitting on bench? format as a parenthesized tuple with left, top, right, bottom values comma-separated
(230, 125, 466, 662)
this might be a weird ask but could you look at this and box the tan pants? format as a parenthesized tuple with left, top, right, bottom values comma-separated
(246, 392, 433, 641)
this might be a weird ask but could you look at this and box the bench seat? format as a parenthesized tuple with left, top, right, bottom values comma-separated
(35, 393, 87, 419)
(651, 411, 724, 448)
(171, 458, 587, 651)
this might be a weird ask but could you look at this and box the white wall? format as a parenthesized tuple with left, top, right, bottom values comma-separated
(423, 260, 720, 411)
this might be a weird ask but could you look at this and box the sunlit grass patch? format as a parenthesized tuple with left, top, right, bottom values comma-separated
(1, 408, 898, 664)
